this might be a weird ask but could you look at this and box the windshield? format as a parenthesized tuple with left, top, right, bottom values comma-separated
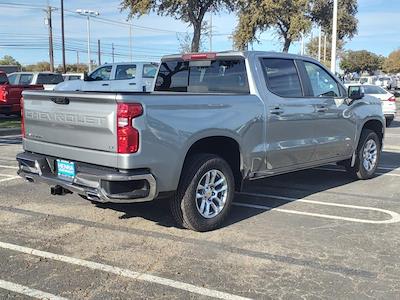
(0, 73, 8, 84)
(155, 59, 249, 93)
(362, 85, 387, 94)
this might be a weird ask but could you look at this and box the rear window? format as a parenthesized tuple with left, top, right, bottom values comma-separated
(154, 59, 249, 93)
(362, 85, 387, 94)
(36, 73, 64, 85)
(0, 73, 8, 84)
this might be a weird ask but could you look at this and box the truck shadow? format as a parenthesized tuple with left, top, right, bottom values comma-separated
(388, 119, 400, 128)
(95, 151, 400, 229)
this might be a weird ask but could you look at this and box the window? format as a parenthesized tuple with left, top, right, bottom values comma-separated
(143, 64, 158, 78)
(68, 75, 82, 81)
(154, 59, 249, 93)
(89, 66, 112, 81)
(304, 62, 339, 97)
(19, 74, 33, 85)
(37, 74, 64, 85)
(362, 85, 387, 95)
(261, 58, 303, 97)
(0, 73, 8, 84)
(115, 65, 136, 80)
(7, 74, 17, 84)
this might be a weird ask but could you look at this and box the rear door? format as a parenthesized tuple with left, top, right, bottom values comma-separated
(261, 57, 317, 170)
(300, 60, 355, 160)
(142, 63, 158, 92)
(110, 64, 138, 91)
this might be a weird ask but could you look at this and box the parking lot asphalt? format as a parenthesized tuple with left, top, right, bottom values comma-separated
(0, 117, 399, 299)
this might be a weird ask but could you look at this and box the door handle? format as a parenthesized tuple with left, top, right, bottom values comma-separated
(316, 106, 328, 113)
(102, 83, 109, 86)
(270, 107, 284, 115)
(129, 82, 137, 85)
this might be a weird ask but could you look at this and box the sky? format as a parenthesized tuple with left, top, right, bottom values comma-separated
(0, 0, 399, 66)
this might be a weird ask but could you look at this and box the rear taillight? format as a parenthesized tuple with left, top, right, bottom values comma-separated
(117, 103, 143, 154)
(20, 97, 25, 137)
(388, 96, 396, 102)
(0, 87, 7, 102)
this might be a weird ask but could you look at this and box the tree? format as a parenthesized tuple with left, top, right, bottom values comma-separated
(56, 64, 89, 73)
(120, 0, 236, 52)
(311, 0, 358, 40)
(234, 0, 311, 52)
(340, 50, 382, 74)
(305, 35, 344, 67)
(23, 61, 51, 72)
(0, 55, 21, 67)
(382, 50, 400, 74)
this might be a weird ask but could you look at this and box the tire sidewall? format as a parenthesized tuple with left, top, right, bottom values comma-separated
(357, 131, 381, 179)
(181, 155, 235, 232)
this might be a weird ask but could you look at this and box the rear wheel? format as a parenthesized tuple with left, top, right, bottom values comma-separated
(345, 129, 381, 180)
(170, 154, 235, 232)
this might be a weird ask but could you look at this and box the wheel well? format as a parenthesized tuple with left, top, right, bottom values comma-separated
(183, 136, 243, 191)
(363, 120, 384, 145)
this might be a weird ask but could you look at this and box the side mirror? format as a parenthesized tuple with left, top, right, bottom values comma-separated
(83, 72, 90, 81)
(348, 86, 364, 101)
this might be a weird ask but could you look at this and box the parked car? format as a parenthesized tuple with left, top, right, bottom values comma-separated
(0, 71, 43, 115)
(62, 73, 84, 81)
(375, 76, 393, 90)
(55, 62, 159, 92)
(348, 84, 396, 127)
(17, 51, 385, 232)
(8, 72, 64, 90)
(359, 76, 377, 85)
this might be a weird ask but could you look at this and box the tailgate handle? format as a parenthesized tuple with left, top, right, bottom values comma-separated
(50, 97, 70, 105)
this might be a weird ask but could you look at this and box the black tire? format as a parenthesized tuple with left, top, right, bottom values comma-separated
(345, 129, 381, 180)
(386, 118, 393, 127)
(170, 153, 235, 232)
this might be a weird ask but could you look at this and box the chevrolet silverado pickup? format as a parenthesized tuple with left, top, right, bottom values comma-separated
(17, 51, 385, 232)
(0, 71, 43, 115)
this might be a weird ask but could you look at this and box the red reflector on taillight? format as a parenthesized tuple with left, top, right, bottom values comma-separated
(388, 96, 396, 102)
(182, 53, 217, 61)
(117, 103, 143, 154)
(20, 97, 25, 137)
(0, 87, 7, 102)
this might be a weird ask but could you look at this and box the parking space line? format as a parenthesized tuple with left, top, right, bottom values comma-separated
(0, 279, 68, 300)
(0, 241, 251, 300)
(0, 176, 20, 183)
(315, 167, 400, 177)
(0, 165, 18, 170)
(236, 193, 400, 224)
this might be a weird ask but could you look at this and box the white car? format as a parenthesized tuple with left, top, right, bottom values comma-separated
(360, 84, 396, 127)
(8, 72, 64, 90)
(375, 76, 393, 90)
(55, 62, 159, 92)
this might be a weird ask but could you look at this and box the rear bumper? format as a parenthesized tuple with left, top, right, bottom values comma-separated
(16, 152, 157, 203)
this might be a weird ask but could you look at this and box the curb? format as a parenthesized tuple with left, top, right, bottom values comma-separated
(0, 128, 21, 137)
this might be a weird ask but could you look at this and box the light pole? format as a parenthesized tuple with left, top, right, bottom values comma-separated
(76, 9, 99, 72)
(330, 0, 338, 73)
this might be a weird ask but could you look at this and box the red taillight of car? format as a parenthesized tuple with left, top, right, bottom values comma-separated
(388, 96, 396, 102)
(117, 103, 143, 154)
(20, 96, 25, 137)
(0, 87, 7, 102)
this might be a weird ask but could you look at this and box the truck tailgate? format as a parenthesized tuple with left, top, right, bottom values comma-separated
(23, 91, 117, 152)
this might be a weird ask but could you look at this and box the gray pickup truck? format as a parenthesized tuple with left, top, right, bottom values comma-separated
(17, 51, 385, 232)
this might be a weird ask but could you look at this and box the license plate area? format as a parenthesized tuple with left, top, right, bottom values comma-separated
(56, 159, 75, 181)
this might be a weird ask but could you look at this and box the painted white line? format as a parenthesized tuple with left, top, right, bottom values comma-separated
(237, 193, 400, 224)
(0, 165, 18, 170)
(0, 176, 20, 183)
(0, 134, 21, 138)
(0, 279, 68, 300)
(0, 241, 251, 300)
(383, 147, 400, 153)
(315, 167, 400, 177)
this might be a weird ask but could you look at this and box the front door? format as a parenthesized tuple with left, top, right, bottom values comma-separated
(301, 61, 356, 161)
(260, 57, 317, 170)
(82, 65, 112, 91)
(110, 64, 138, 91)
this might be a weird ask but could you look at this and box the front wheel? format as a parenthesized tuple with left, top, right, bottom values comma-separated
(170, 154, 235, 232)
(345, 129, 381, 180)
